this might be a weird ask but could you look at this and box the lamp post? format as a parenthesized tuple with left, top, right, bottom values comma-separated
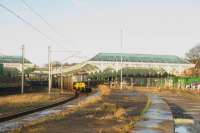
(21, 45, 25, 94)
(115, 57, 117, 84)
(158, 71, 160, 89)
(120, 29, 123, 90)
(48, 46, 52, 94)
(60, 64, 64, 94)
(111, 69, 114, 87)
(147, 72, 151, 88)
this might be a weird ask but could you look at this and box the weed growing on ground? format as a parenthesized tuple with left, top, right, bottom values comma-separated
(11, 94, 103, 133)
(141, 97, 151, 115)
(98, 85, 111, 96)
(114, 107, 127, 120)
(0, 90, 67, 114)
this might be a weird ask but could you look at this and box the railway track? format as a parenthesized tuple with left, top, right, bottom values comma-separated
(0, 95, 78, 123)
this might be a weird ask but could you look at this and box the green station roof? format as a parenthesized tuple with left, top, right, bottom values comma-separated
(90, 53, 189, 64)
(0, 55, 31, 64)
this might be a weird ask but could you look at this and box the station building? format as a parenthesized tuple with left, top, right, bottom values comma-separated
(0, 55, 35, 71)
(88, 53, 195, 76)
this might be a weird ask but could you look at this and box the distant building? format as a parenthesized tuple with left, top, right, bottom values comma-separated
(88, 53, 195, 75)
(0, 55, 35, 71)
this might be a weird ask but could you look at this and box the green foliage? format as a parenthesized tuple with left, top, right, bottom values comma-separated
(25, 67, 36, 74)
(89, 67, 168, 81)
(173, 76, 200, 85)
(1, 67, 20, 78)
(121, 67, 167, 77)
(0, 64, 3, 75)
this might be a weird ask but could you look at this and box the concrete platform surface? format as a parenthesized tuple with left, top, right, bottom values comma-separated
(133, 94, 174, 133)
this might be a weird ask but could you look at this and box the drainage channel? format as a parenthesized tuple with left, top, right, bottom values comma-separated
(166, 102, 200, 133)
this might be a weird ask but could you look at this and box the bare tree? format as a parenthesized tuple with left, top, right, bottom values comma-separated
(186, 44, 200, 68)
(43, 61, 63, 68)
(51, 61, 62, 67)
(63, 62, 77, 66)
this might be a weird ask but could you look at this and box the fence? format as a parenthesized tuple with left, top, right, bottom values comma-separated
(128, 76, 200, 90)
(104, 76, 200, 89)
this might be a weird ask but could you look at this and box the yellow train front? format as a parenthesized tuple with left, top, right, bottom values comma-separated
(73, 82, 92, 94)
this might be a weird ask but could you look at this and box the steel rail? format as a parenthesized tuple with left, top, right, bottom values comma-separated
(0, 95, 78, 123)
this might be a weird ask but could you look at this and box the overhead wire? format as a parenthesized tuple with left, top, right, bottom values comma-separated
(21, 0, 78, 50)
(0, 3, 66, 48)
(21, 0, 62, 37)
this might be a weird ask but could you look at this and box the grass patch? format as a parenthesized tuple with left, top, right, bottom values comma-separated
(101, 102, 117, 113)
(122, 97, 151, 132)
(141, 97, 151, 115)
(114, 107, 127, 120)
(100, 102, 127, 120)
(0, 90, 70, 114)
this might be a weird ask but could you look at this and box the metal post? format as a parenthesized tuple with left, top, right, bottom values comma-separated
(71, 73, 74, 90)
(131, 77, 133, 86)
(158, 72, 160, 89)
(61, 64, 63, 93)
(21, 45, 25, 94)
(60, 64, 63, 93)
(120, 29, 123, 90)
(101, 59, 103, 72)
(115, 57, 118, 85)
(80, 74, 83, 82)
(40, 70, 42, 88)
(48, 46, 51, 94)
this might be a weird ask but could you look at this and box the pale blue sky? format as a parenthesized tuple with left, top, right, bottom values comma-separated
(0, 0, 200, 65)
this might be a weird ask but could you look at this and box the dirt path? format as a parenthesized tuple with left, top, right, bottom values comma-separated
(19, 88, 148, 133)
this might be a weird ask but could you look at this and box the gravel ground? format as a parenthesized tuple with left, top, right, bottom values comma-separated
(18, 87, 148, 133)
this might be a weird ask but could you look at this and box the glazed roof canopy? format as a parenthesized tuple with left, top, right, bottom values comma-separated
(90, 53, 189, 64)
(0, 55, 31, 64)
